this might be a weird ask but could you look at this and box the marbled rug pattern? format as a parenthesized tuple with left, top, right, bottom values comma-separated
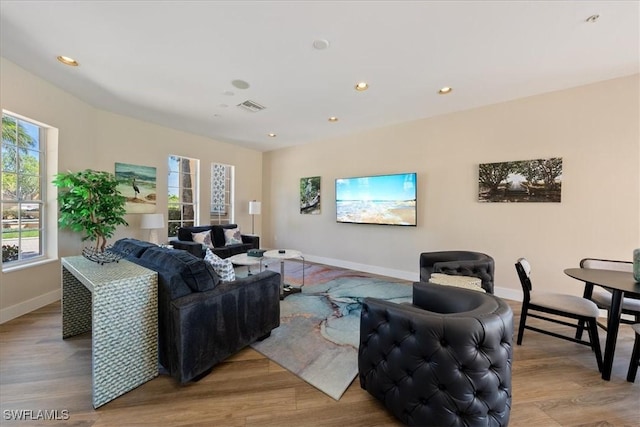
(251, 263, 412, 400)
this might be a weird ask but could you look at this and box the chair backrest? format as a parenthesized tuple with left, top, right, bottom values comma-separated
(515, 258, 532, 300)
(580, 258, 633, 273)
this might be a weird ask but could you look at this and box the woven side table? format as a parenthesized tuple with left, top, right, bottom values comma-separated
(62, 256, 158, 408)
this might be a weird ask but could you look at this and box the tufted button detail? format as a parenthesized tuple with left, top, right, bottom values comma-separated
(358, 275, 511, 426)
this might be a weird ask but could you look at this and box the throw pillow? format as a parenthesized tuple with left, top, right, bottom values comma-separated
(192, 230, 214, 249)
(223, 227, 243, 246)
(204, 248, 236, 282)
(428, 273, 486, 292)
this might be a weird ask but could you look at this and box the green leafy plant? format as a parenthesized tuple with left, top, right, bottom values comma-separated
(2, 244, 19, 262)
(53, 169, 128, 252)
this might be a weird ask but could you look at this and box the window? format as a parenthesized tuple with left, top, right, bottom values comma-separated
(210, 163, 235, 225)
(168, 155, 198, 238)
(1, 113, 46, 266)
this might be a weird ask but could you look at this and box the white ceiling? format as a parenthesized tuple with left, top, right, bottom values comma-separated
(1, 1, 638, 152)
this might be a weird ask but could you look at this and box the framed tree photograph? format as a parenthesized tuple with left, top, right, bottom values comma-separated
(300, 176, 321, 214)
(115, 162, 157, 213)
(478, 158, 562, 203)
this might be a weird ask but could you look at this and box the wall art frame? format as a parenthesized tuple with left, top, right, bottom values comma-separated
(478, 157, 562, 203)
(300, 176, 321, 214)
(115, 162, 157, 213)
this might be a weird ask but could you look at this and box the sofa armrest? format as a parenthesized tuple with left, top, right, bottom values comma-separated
(170, 240, 205, 258)
(167, 270, 281, 383)
(242, 234, 259, 249)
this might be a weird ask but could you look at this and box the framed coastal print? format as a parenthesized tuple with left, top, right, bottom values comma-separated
(300, 176, 321, 214)
(115, 162, 157, 213)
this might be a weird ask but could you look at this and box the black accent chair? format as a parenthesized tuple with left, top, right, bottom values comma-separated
(419, 251, 495, 293)
(515, 258, 603, 372)
(359, 282, 513, 427)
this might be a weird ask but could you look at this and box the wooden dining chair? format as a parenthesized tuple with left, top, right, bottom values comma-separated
(575, 258, 639, 340)
(515, 258, 603, 371)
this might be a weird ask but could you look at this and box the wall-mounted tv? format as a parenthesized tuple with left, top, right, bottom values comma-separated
(336, 172, 417, 226)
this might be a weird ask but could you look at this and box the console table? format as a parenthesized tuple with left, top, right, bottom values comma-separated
(61, 256, 158, 408)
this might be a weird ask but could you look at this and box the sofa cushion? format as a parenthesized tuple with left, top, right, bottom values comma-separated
(111, 238, 157, 258)
(191, 230, 214, 249)
(178, 224, 242, 248)
(224, 227, 243, 246)
(140, 247, 220, 292)
(177, 225, 212, 243)
(204, 248, 236, 282)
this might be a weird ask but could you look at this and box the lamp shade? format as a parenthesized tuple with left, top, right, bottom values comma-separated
(249, 201, 261, 215)
(140, 213, 164, 229)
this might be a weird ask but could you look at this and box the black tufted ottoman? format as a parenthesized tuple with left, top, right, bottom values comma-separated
(359, 282, 513, 426)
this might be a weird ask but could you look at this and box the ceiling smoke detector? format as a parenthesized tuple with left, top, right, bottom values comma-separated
(237, 100, 266, 112)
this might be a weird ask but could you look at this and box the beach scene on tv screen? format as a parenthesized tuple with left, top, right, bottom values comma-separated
(336, 173, 416, 226)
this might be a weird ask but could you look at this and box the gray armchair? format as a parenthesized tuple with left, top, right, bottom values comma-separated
(419, 250, 495, 293)
(359, 282, 513, 427)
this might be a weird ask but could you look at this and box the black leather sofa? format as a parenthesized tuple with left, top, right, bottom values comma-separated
(111, 238, 280, 383)
(359, 282, 513, 427)
(419, 250, 495, 293)
(171, 224, 259, 258)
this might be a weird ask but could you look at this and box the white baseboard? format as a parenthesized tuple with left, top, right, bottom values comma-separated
(0, 289, 60, 324)
(304, 254, 420, 282)
(303, 254, 523, 302)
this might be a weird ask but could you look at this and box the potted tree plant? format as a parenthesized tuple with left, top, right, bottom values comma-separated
(53, 169, 128, 263)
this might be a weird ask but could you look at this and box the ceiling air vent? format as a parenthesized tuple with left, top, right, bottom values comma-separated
(237, 100, 266, 112)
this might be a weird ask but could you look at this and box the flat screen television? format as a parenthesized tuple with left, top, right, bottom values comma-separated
(336, 172, 417, 226)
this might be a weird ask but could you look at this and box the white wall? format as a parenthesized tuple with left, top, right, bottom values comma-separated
(0, 57, 263, 322)
(263, 74, 640, 299)
(2, 55, 638, 321)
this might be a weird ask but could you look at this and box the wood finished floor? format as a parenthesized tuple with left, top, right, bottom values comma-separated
(1, 299, 639, 426)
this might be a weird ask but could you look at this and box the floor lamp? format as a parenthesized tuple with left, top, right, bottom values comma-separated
(248, 201, 261, 235)
(140, 213, 165, 245)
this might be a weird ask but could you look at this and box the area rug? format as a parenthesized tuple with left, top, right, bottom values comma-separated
(250, 262, 413, 400)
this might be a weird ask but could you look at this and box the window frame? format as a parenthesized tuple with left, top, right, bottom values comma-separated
(1, 112, 47, 269)
(167, 155, 199, 238)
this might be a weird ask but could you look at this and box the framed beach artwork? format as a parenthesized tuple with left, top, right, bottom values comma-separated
(115, 162, 157, 213)
(300, 176, 321, 214)
(478, 157, 562, 203)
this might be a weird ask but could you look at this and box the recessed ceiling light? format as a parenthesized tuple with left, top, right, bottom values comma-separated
(313, 39, 330, 50)
(268, 133, 277, 137)
(355, 82, 369, 91)
(328, 117, 339, 122)
(586, 14, 600, 23)
(438, 87, 453, 95)
(57, 55, 79, 66)
(231, 79, 250, 89)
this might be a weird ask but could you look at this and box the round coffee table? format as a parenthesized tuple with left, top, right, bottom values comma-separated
(227, 253, 263, 276)
(263, 249, 305, 299)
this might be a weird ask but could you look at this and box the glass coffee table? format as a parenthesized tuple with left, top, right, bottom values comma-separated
(263, 249, 305, 299)
(227, 253, 263, 276)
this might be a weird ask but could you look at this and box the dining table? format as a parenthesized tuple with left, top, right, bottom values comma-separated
(564, 267, 640, 380)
